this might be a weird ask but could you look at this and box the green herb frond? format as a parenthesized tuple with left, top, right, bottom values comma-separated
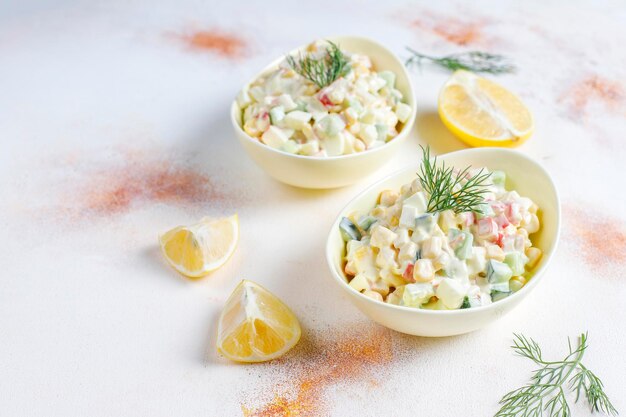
(417, 145, 491, 214)
(496, 333, 618, 417)
(406, 47, 515, 74)
(286, 41, 349, 88)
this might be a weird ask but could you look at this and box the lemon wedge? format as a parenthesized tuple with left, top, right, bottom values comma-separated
(159, 214, 238, 278)
(438, 70, 534, 147)
(217, 280, 301, 363)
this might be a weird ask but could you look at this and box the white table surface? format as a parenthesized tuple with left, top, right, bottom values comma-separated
(1, 1, 625, 416)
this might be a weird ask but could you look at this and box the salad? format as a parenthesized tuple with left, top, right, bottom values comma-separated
(236, 40, 412, 157)
(339, 163, 542, 310)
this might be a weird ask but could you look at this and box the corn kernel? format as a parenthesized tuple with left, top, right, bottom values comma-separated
(525, 247, 543, 269)
(363, 290, 383, 302)
(413, 259, 435, 282)
(486, 244, 505, 262)
(509, 276, 527, 292)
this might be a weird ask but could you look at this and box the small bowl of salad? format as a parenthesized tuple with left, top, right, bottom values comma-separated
(326, 147, 560, 336)
(231, 36, 416, 189)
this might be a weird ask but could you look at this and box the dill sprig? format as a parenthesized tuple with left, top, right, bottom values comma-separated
(417, 145, 491, 214)
(406, 47, 515, 74)
(286, 41, 349, 88)
(496, 333, 618, 417)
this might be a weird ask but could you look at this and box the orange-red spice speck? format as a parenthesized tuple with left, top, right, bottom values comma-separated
(560, 75, 626, 119)
(178, 29, 247, 58)
(242, 326, 393, 417)
(411, 16, 486, 46)
(565, 205, 626, 268)
(77, 156, 221, 216)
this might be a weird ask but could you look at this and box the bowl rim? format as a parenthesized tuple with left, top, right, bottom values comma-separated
(230, 35, 417, 161)
(325, 147, 561, 315)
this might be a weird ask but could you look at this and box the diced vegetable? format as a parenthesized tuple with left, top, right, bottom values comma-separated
(413, 259, 435, 282)
(339, 217, 361, 242)
(281, 140, 300, 154)
(316, 114, 345, 137)
(490, 289, 511, 302)
(261, 126, 290, 149)
(269, 106, 285, 124)
(504, 252, 526, 276)
(357, 215, 377, 231)
(395, 102, 412, 124)
(487, 260, 513, 284)
(378, 70, 396, 88)
(491, 170, 506, 187)
(421, 236, 442, 258)
(369, 225, 397, 248)
(415, 213, 436, 232)
(375, 124, 388, 141)
(525, 247, 542, 269)
(460, 296, 471, 309)
(509, 276, 527, 292)
(402, 283, 435, 307)
(349, 274, 370, 292)
(283, 110, 312, 130)
(436, 278, 467, 309)
(475, 202, 495, 219)
(449, 229, 474, 260)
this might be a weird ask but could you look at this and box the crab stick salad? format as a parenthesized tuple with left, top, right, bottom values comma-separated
(236, 40, 412, 157)
(340, 170, 543, 310)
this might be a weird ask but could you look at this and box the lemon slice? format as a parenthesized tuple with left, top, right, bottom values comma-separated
(438, 70, 534, 147)
(159, 214, 238, 278)
(217, 280, 301, 363)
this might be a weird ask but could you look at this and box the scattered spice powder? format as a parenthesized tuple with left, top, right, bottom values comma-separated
(565, 205, 626, 268)
(65, 152, 225, 217)
(560, 75, 626, 120)
(175, 29, 247, 58)
(410, 13, 490, 46)
(241, 325, 393, 416)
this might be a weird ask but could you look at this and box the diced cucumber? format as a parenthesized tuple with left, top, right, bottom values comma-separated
(491, 170, 506, 187)
(474, 203, 494, 219)
(402, 283, 434, 307)
(375, 124, 388, 141)
(378, 71, 396, 88)
(490, 281, 510, 292)
(339, 217, 361, 242)
(294, 99, 307, 112)
(504, 252, 526, 276)
(280, 140, 300, 154)
(357, 216, 377, 231)
(394, 102, 412, 124)
(449, 229, 474, 260)
(490, 289, 511, 302)
(415, 213, 436, 232)
(345, 97, 363, 113)
(269, 106, 285, 124)
(460, 296, 471, 309)
(487, 260, 513, 284)
(317, 114, 345, 137)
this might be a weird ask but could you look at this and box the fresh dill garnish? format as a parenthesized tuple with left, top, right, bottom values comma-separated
(286, 41, 349, 88)
(406, 47, 515, 74)
(496, 333, 618, 417)
(417, 145, 491, 214)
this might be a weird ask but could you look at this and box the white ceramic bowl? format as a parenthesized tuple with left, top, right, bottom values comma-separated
(326, 148, 560, 336)
(230, 36, 416, 189)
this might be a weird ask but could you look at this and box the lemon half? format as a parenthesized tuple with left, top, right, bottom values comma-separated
(438, 70, 534, 147)
(217, 280, 301, 363)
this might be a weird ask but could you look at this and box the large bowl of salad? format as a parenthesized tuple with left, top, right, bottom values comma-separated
(231, 36, 416, 189)
(326, 148, 560, 336)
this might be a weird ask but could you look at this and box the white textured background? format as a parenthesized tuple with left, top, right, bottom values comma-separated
(1, 1, 625, 416)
